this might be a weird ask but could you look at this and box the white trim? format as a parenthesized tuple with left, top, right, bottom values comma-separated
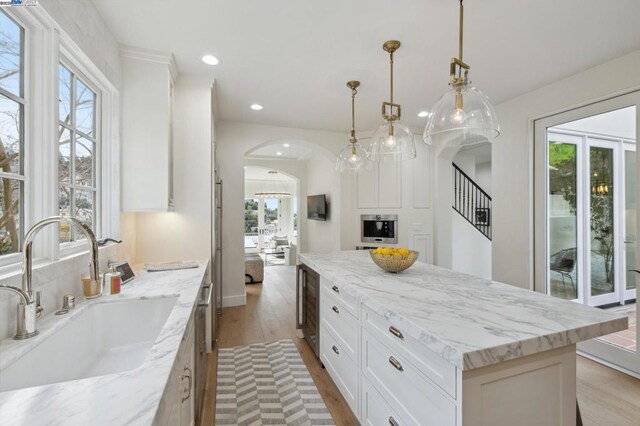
(222, 293, 247, 308)
(120, 45, 178, 82)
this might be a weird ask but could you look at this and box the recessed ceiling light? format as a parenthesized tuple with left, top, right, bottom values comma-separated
(201, 54, 220, 65)
(250, 104, 264, 111)
(418, 111, 429, 118)
(276, 151, 283, 156)
(283, 143, 290, 148)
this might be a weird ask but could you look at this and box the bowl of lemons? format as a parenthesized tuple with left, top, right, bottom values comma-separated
(370, 247, 419, 273)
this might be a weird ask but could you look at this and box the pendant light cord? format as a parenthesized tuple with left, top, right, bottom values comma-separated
(351, 85, 357, 143)
(389, 50, 394, 105)
(459, 0, 464, 64)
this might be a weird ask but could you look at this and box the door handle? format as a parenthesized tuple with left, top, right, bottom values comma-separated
(389, 417, 400, 426)
(332, 345, 340, 355)
(629, 269, 640, 274)
(332, 305, 340, 314)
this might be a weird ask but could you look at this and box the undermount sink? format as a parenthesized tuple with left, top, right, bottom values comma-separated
(0, 296, 178, 392)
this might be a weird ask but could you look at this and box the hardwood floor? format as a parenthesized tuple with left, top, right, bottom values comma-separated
(200, 265, 358, 425)
(200, 265, 640, 426)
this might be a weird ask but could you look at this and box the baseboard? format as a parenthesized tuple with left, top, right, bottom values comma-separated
(222, 293, 246, 308)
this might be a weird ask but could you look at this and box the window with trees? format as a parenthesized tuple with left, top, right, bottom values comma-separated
(58, 62, 99, 242)
(0, 11, 24, 255)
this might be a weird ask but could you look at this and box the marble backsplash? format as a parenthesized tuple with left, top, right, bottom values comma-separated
(0, 244, 121, 341)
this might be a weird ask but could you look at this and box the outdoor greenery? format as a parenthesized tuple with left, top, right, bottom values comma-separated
(244, 199, 278, 233)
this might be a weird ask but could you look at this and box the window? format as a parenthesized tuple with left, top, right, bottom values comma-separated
(58, 62, 99, 242)
(0, 11, 24, 256)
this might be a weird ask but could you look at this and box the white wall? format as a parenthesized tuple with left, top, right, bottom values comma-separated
(492, 49, 640, 290)
(305, 155, 341, 253)
(216, 122, 345, 307)
(40, 0, 120, 87)
(451, 213, 492, 279)
(475, 162, 492, 195)
(131, 80, 212, 264)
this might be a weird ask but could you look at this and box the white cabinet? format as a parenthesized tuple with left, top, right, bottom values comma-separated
(154, 314, 195, 425)
(357, 159, 402, 208)
(121, 47, 177, 211)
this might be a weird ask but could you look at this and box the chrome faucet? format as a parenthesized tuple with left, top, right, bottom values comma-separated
(0, 216, 100, 340)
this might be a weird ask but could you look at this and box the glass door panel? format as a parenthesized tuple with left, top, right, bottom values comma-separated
(244, 198, 259, 253)
(262, 198, 279, 248)
(548, 140, 579, 300)
(588, 144, 617, 305)
(624, 148, 637, 299)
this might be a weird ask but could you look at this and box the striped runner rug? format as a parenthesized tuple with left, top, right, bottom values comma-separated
(215, 339, 335, 426)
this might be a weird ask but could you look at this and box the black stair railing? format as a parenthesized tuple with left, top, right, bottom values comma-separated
(452, 162, 492, 240)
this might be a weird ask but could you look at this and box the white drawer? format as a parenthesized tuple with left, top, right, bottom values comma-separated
(321, 276, 358, 318)
(321, 289, 359, 362)
(361, 376, 409, 426)
(362, 304, 457, 397)
(362, 329, 456, 426)
(320, 328, 359, 417)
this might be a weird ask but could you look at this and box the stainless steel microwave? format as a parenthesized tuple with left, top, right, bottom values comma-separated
(361, 214, 398, 244)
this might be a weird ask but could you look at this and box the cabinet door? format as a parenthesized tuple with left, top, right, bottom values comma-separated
(378, 160, 402, 208)
(180, 319, 195, 425)
(357, 164, 379, 208)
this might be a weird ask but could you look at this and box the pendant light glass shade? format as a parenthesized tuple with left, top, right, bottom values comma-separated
(337, 80, 371, 173)
(423, 0, 499, 147)
(369, 40, 416, 162)
(369, 121, 416, 161)
(423, 85, 500, 146)
(336, 142, 371, 173)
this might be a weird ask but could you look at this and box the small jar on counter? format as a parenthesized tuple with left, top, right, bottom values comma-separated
(103, 265, 122, 295)
(82, 274, 102, 299)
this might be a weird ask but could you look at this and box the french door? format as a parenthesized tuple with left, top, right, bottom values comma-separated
(535, 91, 640, 375)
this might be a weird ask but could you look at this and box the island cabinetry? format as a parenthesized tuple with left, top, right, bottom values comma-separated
(362, 328, 457, 425)
(320, 276, 358, 317)
(319, 276, 360, 416)
(361, 305, 457, 397)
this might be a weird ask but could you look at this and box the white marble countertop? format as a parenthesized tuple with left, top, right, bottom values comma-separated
(0, 261, 208, 426)
(299, 251, 628, 371)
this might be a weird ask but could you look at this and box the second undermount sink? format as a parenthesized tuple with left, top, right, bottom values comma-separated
(0, 296, 178, 392)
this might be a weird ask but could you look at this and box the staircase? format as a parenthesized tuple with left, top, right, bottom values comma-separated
(452, 162, 492, 240)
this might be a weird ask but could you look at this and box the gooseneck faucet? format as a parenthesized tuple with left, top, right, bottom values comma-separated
(23, 216, 100, 300)
(0, 216, 100, 340)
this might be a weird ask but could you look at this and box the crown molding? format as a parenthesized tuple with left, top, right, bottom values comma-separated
(120, 45, 178, 80)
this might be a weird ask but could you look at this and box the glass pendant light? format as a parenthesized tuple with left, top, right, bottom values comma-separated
(336, 80, 371, 173)
(424, 0, 500, 146)
(369, 40, 416, 162)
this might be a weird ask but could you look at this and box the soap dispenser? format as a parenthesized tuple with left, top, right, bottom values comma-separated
(103, 265, 122, 295)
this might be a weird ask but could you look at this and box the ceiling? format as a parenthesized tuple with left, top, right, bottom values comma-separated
(92, 0, 640, 132)
(247, 140, 315, 160)
(244, 166, 296, 181)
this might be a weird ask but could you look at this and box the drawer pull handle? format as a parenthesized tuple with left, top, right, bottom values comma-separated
(389, 356, 403, 372)
(389, 417, 399, 426)
(332, 285, 339, 293)
(389, 325, 404, 340)
(332, 305, 340, 314)
(332, 345, 340, 355)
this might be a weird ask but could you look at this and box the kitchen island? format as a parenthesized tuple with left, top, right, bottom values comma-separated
(299, 250, 628, 426)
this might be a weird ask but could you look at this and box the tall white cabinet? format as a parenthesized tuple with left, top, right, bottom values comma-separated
(121, 47, 177, 211)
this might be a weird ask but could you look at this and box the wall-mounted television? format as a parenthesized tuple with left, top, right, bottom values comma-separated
(307, 194, 327, 221)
